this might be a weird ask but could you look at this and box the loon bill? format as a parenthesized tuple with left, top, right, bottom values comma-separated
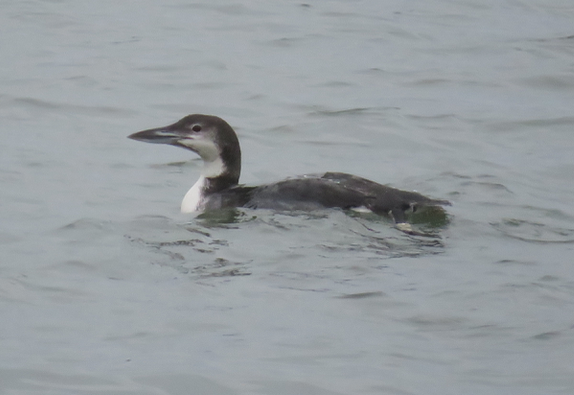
(128, 114, 450, 225)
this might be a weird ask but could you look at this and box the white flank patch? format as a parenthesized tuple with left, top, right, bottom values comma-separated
(395, 222, 413, 233)
(350, 206, 372, 213)
(181, 176, 206, 213)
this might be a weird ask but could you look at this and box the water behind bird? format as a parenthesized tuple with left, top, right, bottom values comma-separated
(2, 1, 574, 394)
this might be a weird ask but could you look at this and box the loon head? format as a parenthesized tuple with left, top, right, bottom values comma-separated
(128, 114, 241, 183)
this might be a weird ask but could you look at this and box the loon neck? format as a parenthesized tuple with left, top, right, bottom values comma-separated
(181, 117, 242, 213)
(199, 154, 240, 192)
(202, 173, 239, 193)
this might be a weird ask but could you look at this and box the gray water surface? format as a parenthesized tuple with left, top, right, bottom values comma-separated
(2, 1, 574, 394)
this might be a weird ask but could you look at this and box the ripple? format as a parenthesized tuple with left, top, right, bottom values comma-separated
(492, 218, 574, 244)
(123, 210, 448, 280)
(338, 291, 386, 299)
(6, 96, 135, 117)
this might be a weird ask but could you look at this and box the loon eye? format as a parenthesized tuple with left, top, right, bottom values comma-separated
(191, 124, 202, 132)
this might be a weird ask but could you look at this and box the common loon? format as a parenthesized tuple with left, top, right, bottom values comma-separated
(128, 114, 450, 225)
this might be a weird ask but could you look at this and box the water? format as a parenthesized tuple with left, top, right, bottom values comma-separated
(2, 0, 574, 394)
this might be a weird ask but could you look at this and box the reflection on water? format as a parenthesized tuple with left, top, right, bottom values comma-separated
(492, 217, 574, 244)
(124, 210, 448, 281)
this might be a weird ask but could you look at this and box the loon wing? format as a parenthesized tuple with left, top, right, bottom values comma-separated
(320, 172, 450, 222)
(246, 176, 368, 211)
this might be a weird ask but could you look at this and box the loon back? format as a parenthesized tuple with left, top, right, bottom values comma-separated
(247, 172, 450, 223)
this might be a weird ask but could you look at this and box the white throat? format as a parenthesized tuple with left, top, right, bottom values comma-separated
(180, 158, 226, 213)
(202, 156, 225, 178)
